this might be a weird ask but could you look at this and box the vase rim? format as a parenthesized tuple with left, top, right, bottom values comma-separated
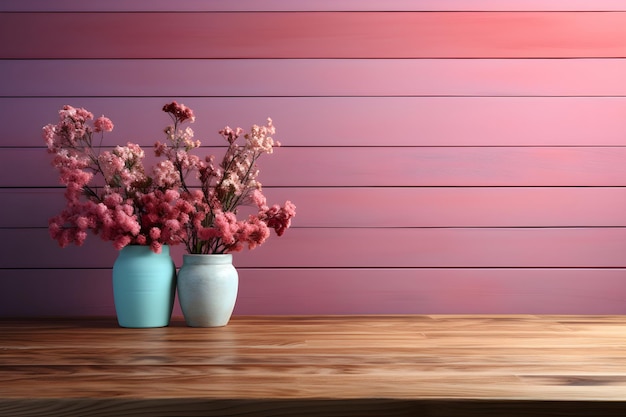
(182, 253, 233, 264)
(183, 253, 232, 258)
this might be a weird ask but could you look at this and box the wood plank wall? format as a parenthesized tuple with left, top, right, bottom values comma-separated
(2, 0, 626, 316)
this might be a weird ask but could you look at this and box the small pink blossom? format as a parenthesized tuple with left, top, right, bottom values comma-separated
(114, 235, 132, 250)
(219, 126, 243, 144)
(94, 116, 114, 133)
(261, 200, 297, 236)
(149, 227, 161, 240)
(151, 241, 162, 253)
(162, 101, 195, 123)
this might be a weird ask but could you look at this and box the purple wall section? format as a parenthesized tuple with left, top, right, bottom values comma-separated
(2, 0, 626, 317)
(3, 0, 626, 12)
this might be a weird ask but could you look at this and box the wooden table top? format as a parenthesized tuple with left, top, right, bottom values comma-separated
(2, 315, 626, 416)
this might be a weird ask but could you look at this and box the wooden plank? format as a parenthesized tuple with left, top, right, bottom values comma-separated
(5, 187, 626, 229)
(3, 316, 626, 416)
(2, 227, 626, 269)
(256, 187, 626, 227)
(3, 12, 626, 59)
(4, 0, 626, 12)
(3, 268, 626, 316)
(9, 147, 626, 187)
(4, 398, 620, 417)
(3, 59, 626, 97)
(12, 96, 626, 147)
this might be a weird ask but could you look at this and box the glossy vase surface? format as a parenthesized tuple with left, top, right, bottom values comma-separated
(112, 245, 176, 328)
(177, 254, 239, 327)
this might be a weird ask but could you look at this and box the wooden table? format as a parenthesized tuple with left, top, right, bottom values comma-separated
(2, 315, 626, 416)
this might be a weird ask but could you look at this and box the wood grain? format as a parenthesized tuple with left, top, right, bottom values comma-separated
(2, 12, 626, 59)
(2, 316, 626, 416)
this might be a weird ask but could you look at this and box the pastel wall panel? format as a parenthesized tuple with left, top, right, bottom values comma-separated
(4, 187, 626, 228)
(6, 147, 626, 187)
(4, 59, 626, 97)
(6, 97, 626, 147)
(3, 0, 626, 12)
(3, 269, 626, 318)
(1, 1, 625, 317)
(3, 12, 626, 59)
(2, 228, 625, 269)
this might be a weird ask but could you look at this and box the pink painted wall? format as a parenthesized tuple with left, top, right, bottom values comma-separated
(2, 0, 626, 317)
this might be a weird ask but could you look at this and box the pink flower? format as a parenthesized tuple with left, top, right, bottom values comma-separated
(94, 116, 114, 133)
(241, 216, 270, 250)
(219, 126, 243, 144)
(198, 226, 218, 241)
(113, 235, 132, 250)
(214, 211, 237, 246)
(75, 216, 89, 230)
(262, 201, 296, 236)
(151, 241, 162, 253)
(162, 101, 195, 123)
(250, 189, 267, 209)
(149, 227, 161, 240)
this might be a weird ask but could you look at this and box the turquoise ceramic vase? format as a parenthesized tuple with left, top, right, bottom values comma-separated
(112, 245, 176, 328)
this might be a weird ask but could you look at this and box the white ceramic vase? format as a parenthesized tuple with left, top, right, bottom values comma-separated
(177, 254, 239, 327)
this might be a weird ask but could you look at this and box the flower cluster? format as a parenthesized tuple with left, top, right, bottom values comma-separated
(156, 102, 296, 254)
(44, 102, 295, 255)
(43, 105, 190, 253)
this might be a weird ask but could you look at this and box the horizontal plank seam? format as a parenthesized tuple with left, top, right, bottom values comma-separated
(6, 58, 626, 62)
(4, 186, 626, 190)
(5, 184, 626, 187)
(6, 226, 626, 230)
(3, 267, 626, 271)
(4, 4, 626, 12)
(10, 95, 626, 99)
(10, 145, 626, 149)
(7, 11, 626, 14)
